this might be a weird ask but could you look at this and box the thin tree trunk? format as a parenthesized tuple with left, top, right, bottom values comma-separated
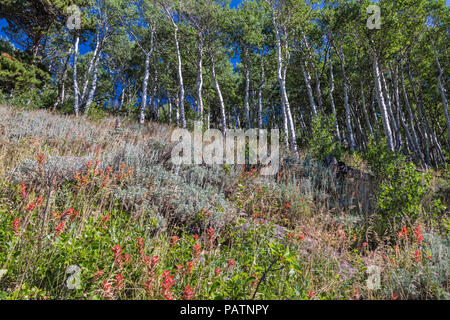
(273, 18, 298, 156)
(301, 62, 318, 117)
(73, 35, 80, 117)
(140, 52, 151, 125)
(174, 26, 186, 129)
(329, 55, 340, 142)
(210, 53, 227, 135)
(196, 31, 204, 120)
(244, 55, 251, 129)
(372, 50, 394, 152)
(381, 71, 401, 150)
(53, 46, 72, 112)
(314, 69, 323, 113)
(361, 81, 373, 136)
(339, 46, 355, 152)
(432, 42, 450, 149)
(258, 55, 265, 132)
(80, 34, 102, 107)
(84, 56, 99, 115)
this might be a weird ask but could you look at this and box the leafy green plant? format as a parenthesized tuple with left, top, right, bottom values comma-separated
(377, 158, 433, 228)
(309, 114, 342, 162)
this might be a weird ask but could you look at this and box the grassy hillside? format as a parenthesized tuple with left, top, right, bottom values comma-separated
(0, 105, 448, 300)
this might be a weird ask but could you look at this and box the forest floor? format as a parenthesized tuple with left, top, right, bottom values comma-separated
(0, 105, 448, 300)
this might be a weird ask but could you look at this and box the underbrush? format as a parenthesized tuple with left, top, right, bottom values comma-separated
(0, 106, 448, 300)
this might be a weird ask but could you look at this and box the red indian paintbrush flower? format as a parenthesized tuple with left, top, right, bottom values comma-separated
(171, 236, 179, 246)
(12, 218, 20, 235)
(182, 286, 195, 300)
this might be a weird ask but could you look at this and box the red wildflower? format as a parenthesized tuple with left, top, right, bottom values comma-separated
(415, 226, 423, 245)
(12, 218, 20, 235)
(25, 202, 36, 212)
(308, 291, 315, 299)
(115, 273, 124, 291)
(207, 228, 215, 240)
(55, 221, 65, 236)
(171, 236, 179, 246)
(20, 182, 27, 200)
(392, 293, 398, 300)
(151, 256, 159, 268)
(398, 227, 409, 239)
(94, 268, 104, 280)
(182, 286, 195, 300)
(228, 259, 236, 268)
(161, 270, 175, 298)
(164, 292, 174, 300)
(193, 234, 199, 241)
(123, 254, 130, 265)
(143, 280, 153, 292)
(186, 261, 194, 274)
(137, 238, 145, 257)
(215, 268, 221, 276)
(112, 244, 123, 267)
(193, 243, 201, 258)
(102, 280, 114, 300)
(101, 214, 111, 228)
(362, 242, 368, 248)
(354, 289, 359, 300)
(414, 250, 421, 263)
(37, 154, 46, 168)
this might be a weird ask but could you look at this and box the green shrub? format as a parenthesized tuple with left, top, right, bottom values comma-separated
(309, 114, 342, 162)
(365, 135, 397, 178)
(377, 157, 433, 228)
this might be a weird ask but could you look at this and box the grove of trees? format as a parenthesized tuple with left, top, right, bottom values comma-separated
(0, 0, 449, 166)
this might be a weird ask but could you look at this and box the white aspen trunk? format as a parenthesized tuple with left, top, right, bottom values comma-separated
(432, 43, 450, 148)
(173, 26, 186, 129)
(314, 69, 323, 113)
(372, 51, 394, 152)
(329, 56, 340, 142)
(73, 35, 80, 117)
(53, 46, 72, 112)
(150, 65, 158, 120)
(301, 62, 318, 117)
(84, 56, 99, 115)
(168, 98, 172, 125)
(400, 64, 421, 155)
(244, 58, 251, 129)
(210, 53, 227, 135)
(196, 31, 204, 120)
(281, 99, 290, 149)
(140, 52, 151, 125)
(119, 78, 126, 111)
(140, 29, 155, 125)
(392, 65, 413, 155)
(80, 34, 102, 106)
(258, 55, 265, 132)
(339, 46, 355, 152)
(273, 19, 298, 156)
(381, 71, 401, 150)
(361, 82, 373, 136)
